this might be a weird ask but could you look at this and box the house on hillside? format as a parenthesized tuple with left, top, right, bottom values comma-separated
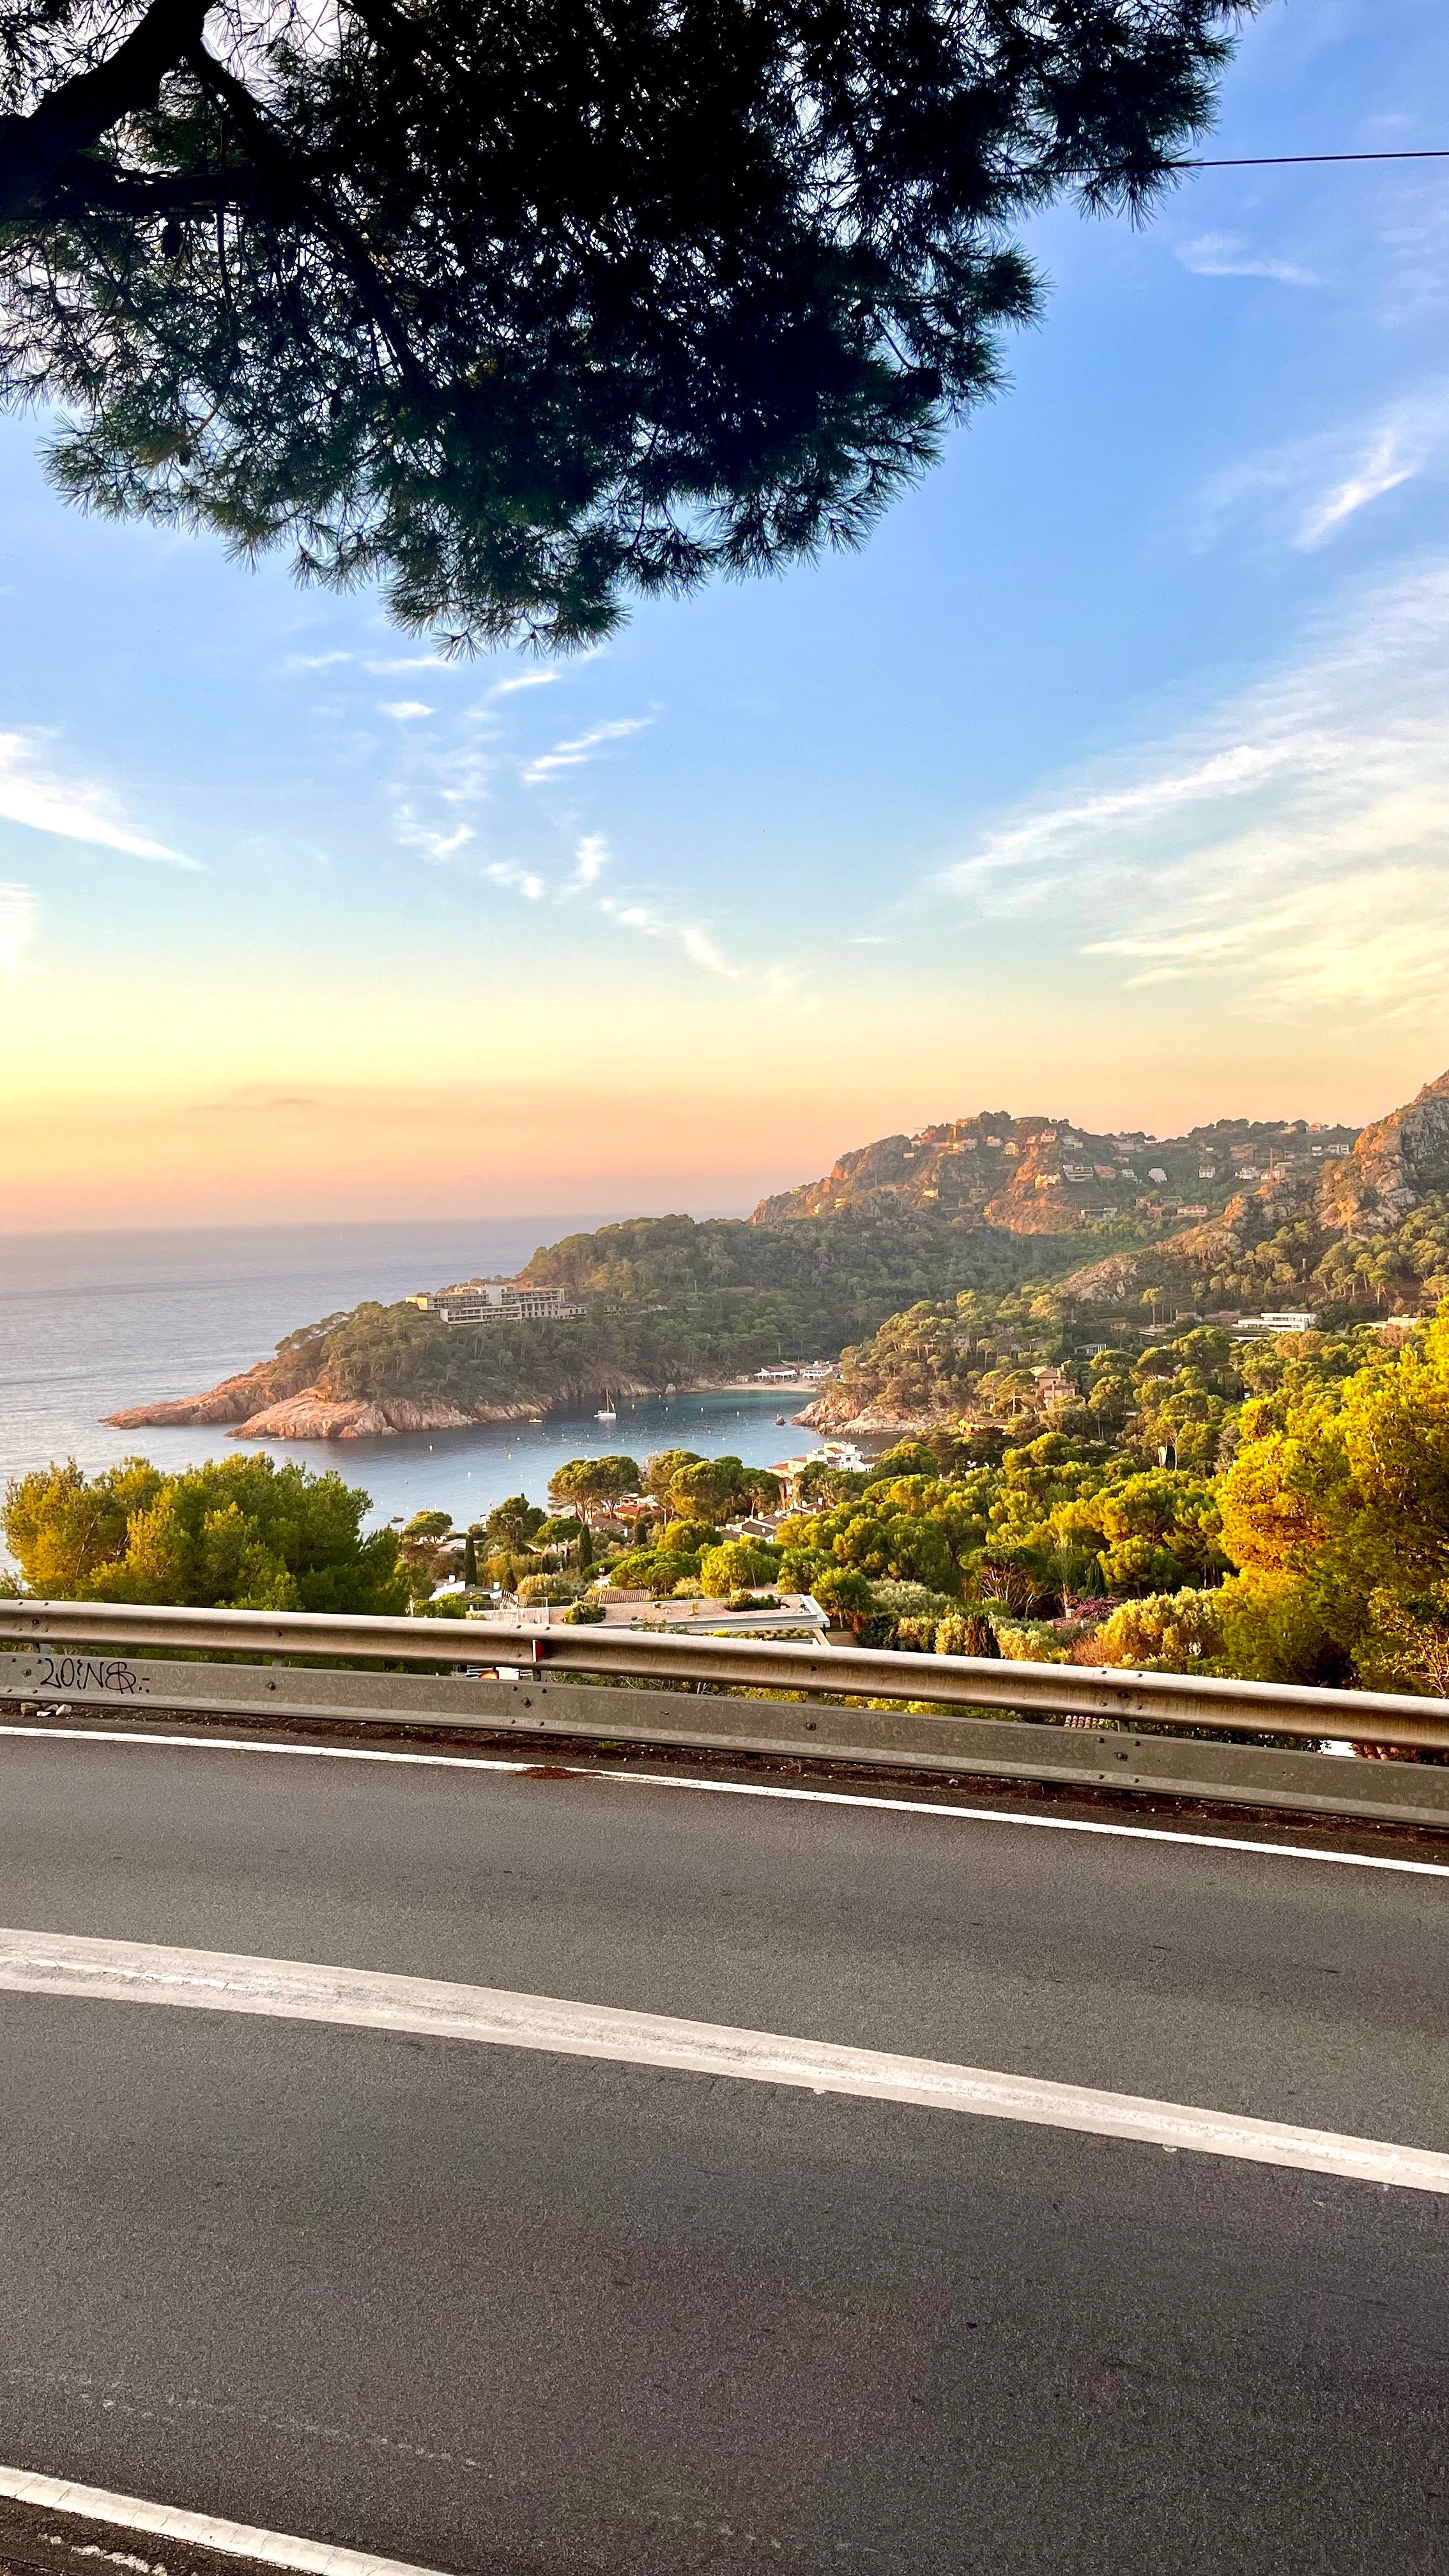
(1032, 1365, 1077, 1404)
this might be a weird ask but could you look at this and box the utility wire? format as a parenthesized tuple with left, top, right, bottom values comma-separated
(1168, 149, 1449, 169)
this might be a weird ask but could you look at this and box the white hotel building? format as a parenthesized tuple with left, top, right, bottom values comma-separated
(410, 1278, 583, 1325)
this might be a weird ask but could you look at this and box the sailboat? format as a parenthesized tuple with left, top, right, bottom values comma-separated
(595, 1388, 617, 1422)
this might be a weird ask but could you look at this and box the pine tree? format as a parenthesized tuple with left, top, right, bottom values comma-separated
(0, 0, 1252, 645)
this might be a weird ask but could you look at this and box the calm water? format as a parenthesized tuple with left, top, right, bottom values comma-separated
(0, 1218, 824, 1537)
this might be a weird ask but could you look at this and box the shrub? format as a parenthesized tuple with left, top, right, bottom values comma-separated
(516, 1570, 587, 1606)
(935, 1611, 1001, 1659)
(894, 1614, 942, 1653)
(863, 1580, 958, 1652)
(564, 1599, 606, 1623)
(1091, 1588, 1227, 1675)
(812, 1565, 875, 1632)
(994, 1620, 1071, 1664)
(870, 1580, 956, 1621)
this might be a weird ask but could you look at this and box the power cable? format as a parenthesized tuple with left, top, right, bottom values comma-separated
(1169, 149, 1449, 169)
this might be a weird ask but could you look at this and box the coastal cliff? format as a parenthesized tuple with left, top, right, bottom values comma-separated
(108, 1384, 550, 1439)
(107, 1353, 662, 1441)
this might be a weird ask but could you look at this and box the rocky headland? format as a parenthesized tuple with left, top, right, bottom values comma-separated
(105, 1326, 678, 1438)
(107, 1376, 552, 1441)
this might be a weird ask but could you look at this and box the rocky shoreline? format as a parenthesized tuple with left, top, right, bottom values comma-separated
(107, 1369, 695, 1442)
(795, 1393, 939, 1439)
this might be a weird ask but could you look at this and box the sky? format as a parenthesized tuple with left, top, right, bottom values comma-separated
(2, 0, 1448, 1231)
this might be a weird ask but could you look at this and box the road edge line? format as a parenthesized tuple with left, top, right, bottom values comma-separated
(4, 1720, 1449, 1875)
(0, 2462, 452, 2576)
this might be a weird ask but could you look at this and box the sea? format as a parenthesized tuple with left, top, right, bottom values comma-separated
(0, 1216, 825, 1540)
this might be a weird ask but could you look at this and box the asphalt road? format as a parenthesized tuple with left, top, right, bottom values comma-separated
(2, 1727, 1448, 2573)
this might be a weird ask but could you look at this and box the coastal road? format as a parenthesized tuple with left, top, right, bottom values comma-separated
(2, 1724, 1448, 2573)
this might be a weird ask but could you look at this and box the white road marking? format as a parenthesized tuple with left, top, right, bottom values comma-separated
(0, 2461, 446, 2575)
(1, 1926, 1445, 2192)
(2, 1720, 1448, 1877)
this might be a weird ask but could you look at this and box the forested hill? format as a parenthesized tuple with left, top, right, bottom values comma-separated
(109, 1208, 1084, 1439)
(109, 1072, 1449, 1443)
(517, 1206, 1075, 1319)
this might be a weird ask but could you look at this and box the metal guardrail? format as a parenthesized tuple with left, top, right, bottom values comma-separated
(1, 1596, 1447, 1752)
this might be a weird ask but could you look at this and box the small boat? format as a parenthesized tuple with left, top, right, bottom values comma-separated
(596, 1390, 617, 1422)
(776, 1414, 786, 1425)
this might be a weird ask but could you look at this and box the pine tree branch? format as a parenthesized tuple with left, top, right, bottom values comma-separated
(0, 0, 215, 223)
(183, 36, 430, 399)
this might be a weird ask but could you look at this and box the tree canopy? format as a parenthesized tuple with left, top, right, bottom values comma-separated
(3, 1451, 406, 1611)
(1, 0, 1252, 645)
(547, 1452, 640, 1521)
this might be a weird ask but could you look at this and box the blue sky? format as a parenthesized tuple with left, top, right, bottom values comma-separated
(2, 0, 1448, 1228)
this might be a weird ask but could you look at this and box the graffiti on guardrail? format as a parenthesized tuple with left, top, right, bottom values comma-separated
(31, 1653, 150, 1698)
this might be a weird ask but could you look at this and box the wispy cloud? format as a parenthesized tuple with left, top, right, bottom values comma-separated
(0, 881, 36, 971)
(0, 730, 195, 866)
(1197, 383, 1449, 555)
(379, 700, 433, 723)
(572, 833, 610, 887)
(1298, 425, 1420, 546)
(600, 896, 740, 977)
(366, 656, 448, 676)
(282, 649, 354, 671)
(597, 894, 811, 1000)
(381, 689, 809, 993)
(1174, 231, 1318, 289)
(484, 858, 544, 901)
(936, 558, 1449, 1022)
(488, 671, 558, 700)
(395, 811, 475, 860)
(388, 707, 499, 861)
(522, 717, 650, 785)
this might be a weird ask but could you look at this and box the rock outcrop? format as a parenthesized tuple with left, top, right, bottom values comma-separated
(795, 1392, 924, 1436)
(753, 1105, 1361, 1234)
(221, 1390, 545, 1439)
(1319, 1070, 1449, 1231)
(108, 1368, 277, 1430)
(109, 1369, 659, 1441)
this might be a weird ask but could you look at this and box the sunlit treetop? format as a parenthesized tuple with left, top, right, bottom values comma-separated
(1, 0, 1255, 646)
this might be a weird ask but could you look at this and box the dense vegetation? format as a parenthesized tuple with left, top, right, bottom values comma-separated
(816, 1193, 1449, 1434)
(771, 1316, 1449, 1694)
(12, 1315, 1449, 1705)
(213, 1210, 1085, 1415)
(519, 1208, 1084, 1346)
(1064, 1190, 1449, 1324)
(433, 1316, 1449, 1698)
(3, 1454, 406, 1612)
